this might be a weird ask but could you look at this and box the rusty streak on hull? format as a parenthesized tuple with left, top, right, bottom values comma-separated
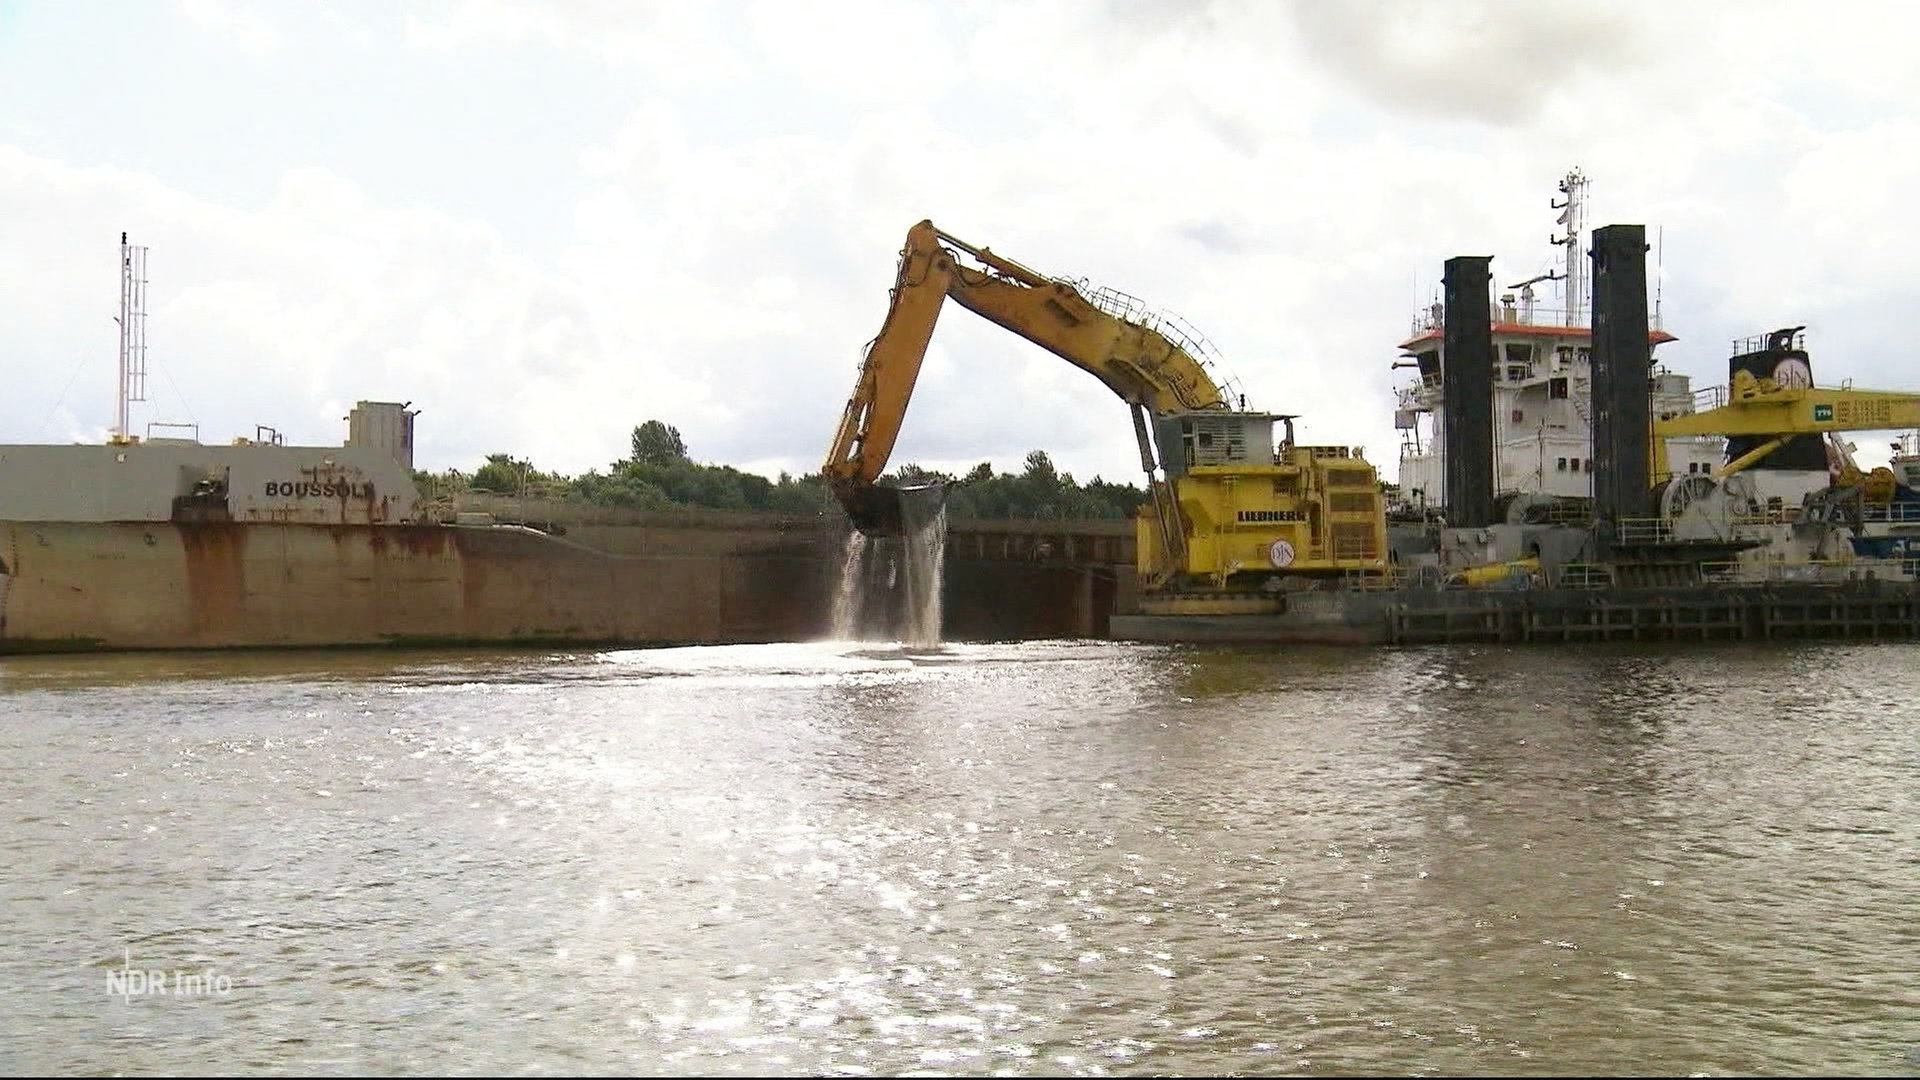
(0, 521, 837, 654)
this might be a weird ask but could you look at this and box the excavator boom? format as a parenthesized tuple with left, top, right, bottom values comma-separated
(818, 220, 1390, 594)
(823, 220, 1227, 533)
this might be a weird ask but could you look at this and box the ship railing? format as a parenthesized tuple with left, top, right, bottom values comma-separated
(144, 420, 202, 444)
(1691, 385, 1729, 412)
(1860, 503, 1920, 524)
(1082, 283, 1222, 362)
(1073, 281, 1248, 409)
(1341, 565, 1433, 591)
(1698, 557, 1913, 585)
(1305, 539, 1381, 565)
(1537, 499, 1595, 527)
(1616, 514, 1795, 543)
(1614, 517, 1675, 545)
(1393, 379, 1442, 406)
(1554, 562, 1616, 589)
(1334, 536, 1380, 561)
(1733, 329, 1806, 355)
(1727, 511, 1798, 530)
(1409, 304, 1660, 335)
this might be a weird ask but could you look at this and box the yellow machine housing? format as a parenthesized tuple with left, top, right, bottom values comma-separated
(821, 220, 1388, 593)
(1132, 418, 1386, 590)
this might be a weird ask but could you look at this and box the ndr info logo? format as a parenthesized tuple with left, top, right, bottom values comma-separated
(107, 948, 233, 1000)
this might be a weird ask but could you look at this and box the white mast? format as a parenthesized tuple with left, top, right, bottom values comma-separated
(1550, 168, 1589, 327)
(114, 231, 149, 444)
(1654, 224, 1664, 330)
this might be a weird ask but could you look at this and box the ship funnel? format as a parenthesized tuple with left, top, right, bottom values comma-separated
(1441, 255, 1496, 529)
(1589, 223, 1652, 521)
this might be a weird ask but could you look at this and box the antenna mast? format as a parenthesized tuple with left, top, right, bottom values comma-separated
(1654, 224, 1665, 330)
(114, 231, 149, 444)
(1549, 167, 1589, 327)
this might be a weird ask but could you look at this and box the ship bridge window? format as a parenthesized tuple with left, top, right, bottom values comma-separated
(1503, 342, 1534, 375)
(1557, 457, 1568, 471)
(1416, 349, 1440, 385)
(1571, 457, 1582, 471)
(1549, 377, 1569, 400)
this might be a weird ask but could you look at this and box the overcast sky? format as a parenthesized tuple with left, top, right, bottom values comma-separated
(4, 0, 1917, 483)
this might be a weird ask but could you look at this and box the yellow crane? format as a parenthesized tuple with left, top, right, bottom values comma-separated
(821, 220, 1389, 593)
(1653, 369, 1920, 485)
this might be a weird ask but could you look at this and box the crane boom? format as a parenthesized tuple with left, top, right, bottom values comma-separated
(823, 220, 1227, 526)
(1653, 369, 1920, 485)
(1656, 371, 1920, 439)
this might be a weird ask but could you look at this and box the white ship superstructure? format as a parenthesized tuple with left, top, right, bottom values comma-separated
(1891, 432, 1920, 490)
(1390, 169, 1723, 514)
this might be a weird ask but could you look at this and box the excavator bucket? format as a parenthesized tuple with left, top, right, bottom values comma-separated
(836, 481, 947, 537)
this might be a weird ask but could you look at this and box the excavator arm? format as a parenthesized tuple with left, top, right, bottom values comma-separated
(823, 220, 1229, 533)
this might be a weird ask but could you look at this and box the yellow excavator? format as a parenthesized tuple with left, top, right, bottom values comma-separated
(821, 220, 1389, 593)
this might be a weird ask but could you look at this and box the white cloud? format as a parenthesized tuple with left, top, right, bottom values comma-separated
(1285, 0, 1647, 125)
(401, 0, 745, 87)
(176, 0, 280, 54)
(0, 147, 714, 472)
(7, 0, 1920, 493)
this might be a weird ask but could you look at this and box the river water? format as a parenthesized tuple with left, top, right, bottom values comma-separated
(2, 641, 1916, 1076)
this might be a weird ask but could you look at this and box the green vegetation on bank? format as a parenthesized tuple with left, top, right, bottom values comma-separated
(412, 420, 1150, 522)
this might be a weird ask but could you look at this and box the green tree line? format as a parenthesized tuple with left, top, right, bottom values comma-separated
(412, 420, 1150, 522)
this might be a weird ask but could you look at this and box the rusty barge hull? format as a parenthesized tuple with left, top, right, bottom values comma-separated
(0, 521, 831, 654)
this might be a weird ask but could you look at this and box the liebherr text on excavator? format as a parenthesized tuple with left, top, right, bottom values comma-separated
(821, 220, 1390, 594)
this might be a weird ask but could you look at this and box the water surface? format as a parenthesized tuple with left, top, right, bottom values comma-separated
(2, 641, 1916, 1075)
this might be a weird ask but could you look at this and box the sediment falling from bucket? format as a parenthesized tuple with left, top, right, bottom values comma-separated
(828, 530, 868, 641)
(897, 487, 947, 648)
(827, 484, 948, 645)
